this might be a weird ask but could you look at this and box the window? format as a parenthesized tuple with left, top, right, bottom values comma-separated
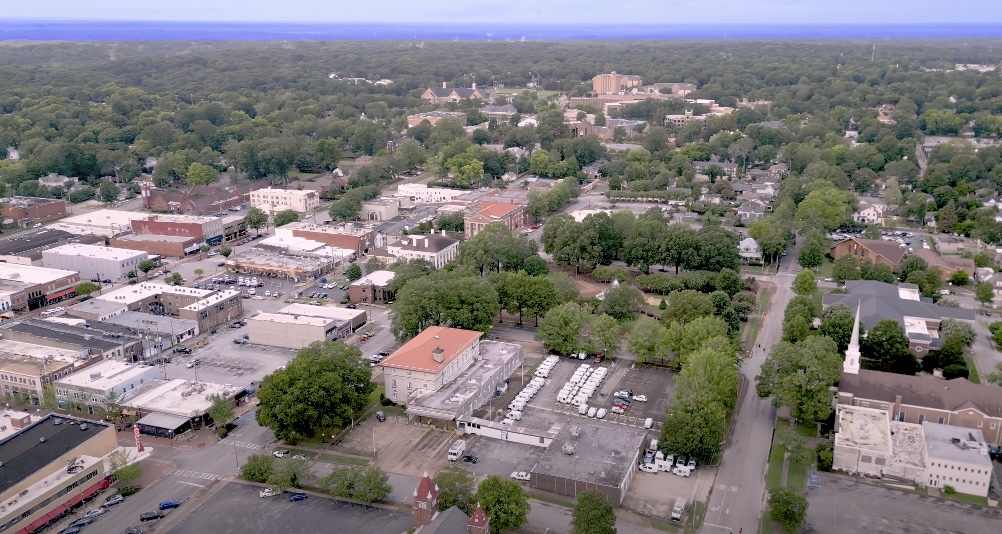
(977, 421, 984, 428)
(918, 414, 925, 423)
(898, 411, 905, 422)
(938, 417, 945, 424)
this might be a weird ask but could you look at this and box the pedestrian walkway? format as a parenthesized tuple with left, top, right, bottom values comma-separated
(173, 469, 223, 481)
(219, 439, 263, 450)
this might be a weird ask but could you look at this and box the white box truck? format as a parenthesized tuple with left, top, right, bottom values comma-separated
(671, 497, 686, 521)
(447, 440, 466, 461)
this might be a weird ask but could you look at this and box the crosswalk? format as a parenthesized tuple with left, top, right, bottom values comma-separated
(221, 440, 263, 450)
(173, 470, 222, 481)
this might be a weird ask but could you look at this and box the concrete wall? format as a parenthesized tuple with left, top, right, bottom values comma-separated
(458, 417, 553, 447)
(42, 250, 146, 280)
(246, 317, 337, 350)
(925, 455, 992, 497)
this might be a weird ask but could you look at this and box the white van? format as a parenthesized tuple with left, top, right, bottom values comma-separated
(447, 439, 465, 461)
(505, 410, 522, 421)
(644, 418, 654, 429)
(596, 408, 607, 419)
(587, 407, 598, 418)
(639, 463, 658, 474)
(578, 404, 589, 415)
(509, 400, 525, 411)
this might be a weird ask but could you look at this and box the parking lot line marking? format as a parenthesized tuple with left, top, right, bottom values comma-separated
(703, 522, 731, 530)
(177, 481, 205, 488)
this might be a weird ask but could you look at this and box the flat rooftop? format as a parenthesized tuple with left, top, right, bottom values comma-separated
(121, 378, 241, 417)
(43, 243, 146, 260)
(231, 248, 332, 271)
(0, 262, 76, 284)
(180, 289, 241, 312)
(0, 353, 74, 376)
(2, 321, 122, 351)
(285, 222, 373, 236)
(56, 359, 153, 390)
(65, 298, 128, 318)
(835, 405, 891, 454)
(0, 414, 110, 494)
(259, 235, 355, 258)
(890, 421, 927, 469)
(0, 229, 101, 257)
(248, 312, 334, 327)
(278, 303, 366, 323)
(0, 340, 84, 364)
(922, 422, 993, 467)
(252, 187, 316, 198)
(0, 410, 40, 442)
(408, 340, 522, 418)
(531, 422, 648, 487)
(115, 234, 195, 243)
(140, 213, 219, 224)
(52, 209, 147, 236)
(104, 311, 198, 337)
(97, 282, 214, 306)
(351, 270, 395, 287)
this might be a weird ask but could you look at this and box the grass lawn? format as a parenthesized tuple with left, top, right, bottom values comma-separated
(285, 170, 321, 181)
(786, 460, 809, 493)
(685, 501, 706, 531)
(766, 444, 785, 491)
(795, 421, 817, 438)
(817, 258, 834, 279)
(284, 446, 370, 466)
(966, 357, 981, 384)
(525, 489, 575, 509)
(941, 491, 990, 506)
(649, 521, 680, 533)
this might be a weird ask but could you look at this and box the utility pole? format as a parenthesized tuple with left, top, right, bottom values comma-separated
(871, 44, 875, 63)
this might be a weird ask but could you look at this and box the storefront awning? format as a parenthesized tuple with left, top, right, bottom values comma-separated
(46, 288, 76, 301)
(136, 411, 190, 431)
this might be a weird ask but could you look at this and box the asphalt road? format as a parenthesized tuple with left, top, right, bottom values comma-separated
(701, 255, 799, 533)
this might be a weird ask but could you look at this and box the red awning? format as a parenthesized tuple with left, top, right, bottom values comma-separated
(22, 515, 49, 534)
(68, 478, 107, 506)
(46, 288, 76, 301)
(46, 502, 68, 521)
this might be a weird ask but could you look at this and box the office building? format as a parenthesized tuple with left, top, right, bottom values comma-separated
(42, 243, 148, 281)
(249, 187, 320, 214)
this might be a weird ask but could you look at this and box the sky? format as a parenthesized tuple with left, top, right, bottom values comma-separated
(5, 0, 1001, 24)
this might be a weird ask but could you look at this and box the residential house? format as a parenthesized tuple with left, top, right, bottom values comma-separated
(830, 237, 907, 270)
(823, 280, 974, 357)
(736, 200, 767, 222)
(38, 173, 76, 189)
(421, 83, 492, 104)
(854, 202, 885, 225)
(768, 163, 789, 178)
(911, 249, 975, 282)
(386, 231, 459, 269)
(738, 237, 763, 263)
(692, 161, 738, 177)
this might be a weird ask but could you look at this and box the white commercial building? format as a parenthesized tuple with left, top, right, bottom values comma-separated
(55, 359, 161, 405)
(50, 209, 147, 237)
(395, 184, 468, 203)
(386, 232, 459, 269)
(122, 378, 243, 437)
(42, 243, 148, 281)
(250, 187, 320, 214)
(245, 312, 343, 350)
(922, 421, 993, 497)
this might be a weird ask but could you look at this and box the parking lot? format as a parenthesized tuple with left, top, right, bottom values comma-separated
(805, 473, 1002, 534)
(170, 481, 413, 534)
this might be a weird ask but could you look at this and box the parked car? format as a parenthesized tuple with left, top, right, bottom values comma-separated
(57, 528, 81, 534)
(159, 500, 181, 510)
(375, 411, 386, 422)
(292, 454, 308, 460)
(633, 395, 648, 402)
(139, 511, 165, 521)
(462, 454, 479, 463)
(233, 338, 247, 344)
(102, 495, 124, 507)
(290, 493, 308, 502)
(68, 517, 94, 528)
(173, 347, 191, 354)
(186, 359, 200, 368)
(84, 509, 106, 518)
(510, 471, 531, 481)
(259, 488, 279, 498)
(273, 450, 290, 458)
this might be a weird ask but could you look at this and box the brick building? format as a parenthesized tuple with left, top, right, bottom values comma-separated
(829, 237, 907, 270)
(280, 222, 375, 256)
(348, 270, 395, 305)
(0, 197, 66, 228)
(130, 214, 224, 245)
(110, 234, 201, 259)
(464, 202, 526, 238)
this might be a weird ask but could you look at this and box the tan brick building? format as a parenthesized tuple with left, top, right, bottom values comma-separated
(592, 72, 643, 94)
(830, 237, 907, 270)
(464, 202, 526, 238)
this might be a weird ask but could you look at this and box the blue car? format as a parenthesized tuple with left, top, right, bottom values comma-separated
(159, 500, 181, 510)
(290, 493, 308, 502)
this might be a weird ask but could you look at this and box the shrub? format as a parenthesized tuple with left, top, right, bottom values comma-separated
(118, 486, 140, 496)
(816, 444, 833, 472)
(216, 426, 229, 438)
(943, 485, 956, 494)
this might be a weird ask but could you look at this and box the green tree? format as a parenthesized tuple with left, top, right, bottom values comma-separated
(108, 449, 142, 485)
(596, 284, 643, 322)
(974, 251, 993, 268)
(444, 146, 485, 186)
(862, 319, 920, 375)
(627, 317, 670, 366)
(99, 390, 122, 421)
(274, 209, 300, 227)
(756, 337, 843, 423)
(185, 161, 220, 188)
(41, 384, 57, 409)
(940, 318, 975, 348)
(975, 281, 995, 307)
(832, 254, 861, 283)
(797, 240, 823, 270)
(537, 302, 586, 355)
(589, 314, 621, 358)
(571, 490, 617, 534)
(661, 397, 727, 465)
(661, 290, 714, 326)
(986, 361, 1002, 386)
(352, 467, 393, 503)
(245, 207, 268, 235)
(391, 272, 500, 339)
(791, 270, 817, 296)
(346, 264, 363, 282)
(937, 200, 958, 233)
(434, 468, 476, 514)
(241, 454, 276, 483)
(74, 281, 101, 296)
(948, 270, 969, 286)
(475, 475, 530, 534)
(768, 487, 809, 533)
(775, 423, 813, 466)
(897, 255, 928, 282)
(207, 394, 234, 427)
(883, 176, 902, 206)
(667, 316, 730, 366)
(98, 179, 118, 203)
(819, 303, 855, 353)
(219, 246, 232, 258)
(267, 458, 313, 492)
(255, 341, 375, 441)
(138, 259, 157, 279)
(164, 272, 183, 286)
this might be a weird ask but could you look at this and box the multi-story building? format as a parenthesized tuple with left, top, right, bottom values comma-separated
(1, 318, 144, 362)
(110, 234, 202, 259)
(245, 313, 346, 350)
(348, 270, 396, 305)
(664, 110, 707, 127)
(591, 72, 643, 94)
(0, 229, 103, 267)
(0, 414, 117, 534)
(420, 83, 492, 104)
(42, 243, 148, 281)
(361, 198, 400, 222)
(0, 263, 80, 311)
(55, 359, 161, 407)
(464, 202, 526, 238)
(406, 111, 468, 127)
(250, 187, 320, 214)
(279, 222, 375, 256)
(0, 354, 75, 405)
(387, 232, 459, 269)
(396, 184, 468, 203)
(0, 197, 66, 228)
(140, 182, 264, 216)
(922, 421, 993, 496)
(130, 214, 225, 245)
(480, 104, 518, 121)
(94, 283, 243, 334)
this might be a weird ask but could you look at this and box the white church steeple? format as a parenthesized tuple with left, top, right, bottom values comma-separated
(844, 301, 862, 375)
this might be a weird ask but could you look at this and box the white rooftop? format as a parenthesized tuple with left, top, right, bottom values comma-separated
(56, 359, 154, 390)
(0, 410, 41, 441)
(97, 282, 213, 306)
(922, 421, 992, 466)
(569, 209, 613, 222)
(278, 303, 366, 322)
(121, 378, 242, 418)
(281, 222, 372, 236)
(0, 340, 87, 364)
(835, 405, 891, 454)
(259, 234, 355, 258)
(351, 270, 395, 287)
(43, 243, 146, 261)
(141, 213, 218, 224)
(180, 289, 241, 312)
(0, 263, 76, 285)
(52, 209, 147, 236)
(248, 312, 334, 327)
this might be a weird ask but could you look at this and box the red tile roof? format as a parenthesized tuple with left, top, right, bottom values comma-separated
(468, 504, 490, 529)
(379, 326, 482, 374)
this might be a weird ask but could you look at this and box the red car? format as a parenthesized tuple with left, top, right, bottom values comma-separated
(530, 225, 539, 230)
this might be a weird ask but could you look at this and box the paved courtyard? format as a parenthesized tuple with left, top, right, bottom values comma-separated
(805, 473, 1002, 534)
